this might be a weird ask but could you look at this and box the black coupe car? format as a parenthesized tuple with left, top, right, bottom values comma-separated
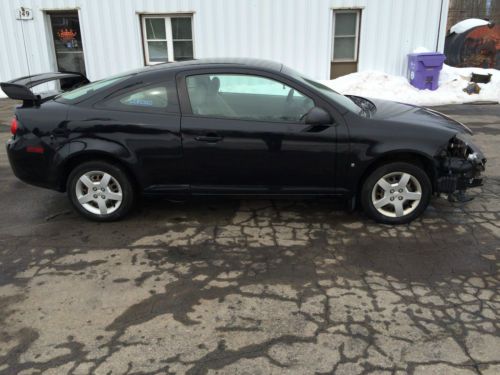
(2, 58, 486, 224)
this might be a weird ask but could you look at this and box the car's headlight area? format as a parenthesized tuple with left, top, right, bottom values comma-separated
(435, 133, 486, 194)
(444, 133, 486, 169)
(447, 134, 476, 159)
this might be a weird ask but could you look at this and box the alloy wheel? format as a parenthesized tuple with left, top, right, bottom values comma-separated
(371, 172, 422, 218)
(75, 171, 123, 215)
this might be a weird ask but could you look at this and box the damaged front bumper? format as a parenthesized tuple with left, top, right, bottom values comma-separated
(436, 134, 487, 195)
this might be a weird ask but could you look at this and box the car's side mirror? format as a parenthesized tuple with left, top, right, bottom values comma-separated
(304, 107, 332, 125)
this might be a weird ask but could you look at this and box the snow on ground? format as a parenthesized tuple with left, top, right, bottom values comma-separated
(322, 65, 500, 107)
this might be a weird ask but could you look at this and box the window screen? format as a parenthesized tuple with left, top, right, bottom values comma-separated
(333, 11, 360, 61)
(142, 16, 194, 64)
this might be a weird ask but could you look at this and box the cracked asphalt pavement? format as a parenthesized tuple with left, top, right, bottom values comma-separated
(0, 100, 499, 374)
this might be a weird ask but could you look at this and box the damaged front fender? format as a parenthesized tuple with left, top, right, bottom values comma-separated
(435, 134, 486, 194)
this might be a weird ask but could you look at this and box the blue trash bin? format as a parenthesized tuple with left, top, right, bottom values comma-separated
(407, 52, 446, 90)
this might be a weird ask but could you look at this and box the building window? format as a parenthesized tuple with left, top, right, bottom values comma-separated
(332, 10, 360, 62)
(141, 15, 194, 64)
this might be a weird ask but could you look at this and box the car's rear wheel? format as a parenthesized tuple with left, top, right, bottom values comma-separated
(67, 161, 134, 221)
(361, 162, 431, 224)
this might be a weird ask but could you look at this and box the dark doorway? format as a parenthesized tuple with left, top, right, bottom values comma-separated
(48, 11, 86, 75)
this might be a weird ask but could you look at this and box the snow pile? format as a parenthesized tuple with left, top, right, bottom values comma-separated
(450, 18, 490, 34)
(322, 65, 500, 106)
(412, 46, 432, 53)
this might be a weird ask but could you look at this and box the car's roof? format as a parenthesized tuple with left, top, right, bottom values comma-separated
(146, 58, 283, 73)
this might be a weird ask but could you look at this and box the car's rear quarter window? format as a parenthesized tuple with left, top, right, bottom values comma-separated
(57, 77, 128, 102)
(97, 81, 179, 114)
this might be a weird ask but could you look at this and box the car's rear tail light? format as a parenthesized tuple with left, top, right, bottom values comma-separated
(10, 118, 18, 135)
(26, 146, 44, 154)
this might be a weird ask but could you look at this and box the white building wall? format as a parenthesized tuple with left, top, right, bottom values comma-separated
(0, 0, 449, 95)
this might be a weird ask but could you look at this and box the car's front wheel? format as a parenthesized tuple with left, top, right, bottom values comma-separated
(361, 162, 431, 224)
(67, 161, 135, 221)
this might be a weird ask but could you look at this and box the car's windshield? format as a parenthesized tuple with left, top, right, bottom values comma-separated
(282, 66, 363, 114)
(55, 68, 144, 102)
(302, 78, 363, 114)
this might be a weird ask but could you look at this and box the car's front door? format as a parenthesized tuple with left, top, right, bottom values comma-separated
(178, 70, 338, 195)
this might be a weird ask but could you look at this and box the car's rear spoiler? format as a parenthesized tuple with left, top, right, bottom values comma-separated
(0, 72, 89, 104)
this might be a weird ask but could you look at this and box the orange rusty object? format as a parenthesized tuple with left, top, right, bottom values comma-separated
(462, 24, 500, 69)
(466, 24, 500, 49)
(57, 28, 77, 42)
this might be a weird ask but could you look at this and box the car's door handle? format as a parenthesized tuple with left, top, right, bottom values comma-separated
(52, 128, 68, 136)
(194, 134, 223, 143)
(305, 124, 331, 133)
(49, 128, 69, 142)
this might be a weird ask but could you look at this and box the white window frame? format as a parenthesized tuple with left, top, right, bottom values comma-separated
(331, 10, 361, 63)
(141, 15, 193, 65)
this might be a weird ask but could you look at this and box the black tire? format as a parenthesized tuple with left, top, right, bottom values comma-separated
(361, 162, 431, 225)
(67, 161, 135, 222)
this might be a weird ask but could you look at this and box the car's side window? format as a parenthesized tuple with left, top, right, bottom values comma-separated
(186, 74, 315, 122)
(119, 86, 168, 108)
(98, 81, 179, 114)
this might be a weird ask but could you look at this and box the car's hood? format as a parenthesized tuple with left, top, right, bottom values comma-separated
(366, 98, 473, 135)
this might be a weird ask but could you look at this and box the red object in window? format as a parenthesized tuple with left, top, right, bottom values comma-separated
(10, 118, 18, 135)
(57, 28, 77, 42)
(26, 146, 44, 154)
